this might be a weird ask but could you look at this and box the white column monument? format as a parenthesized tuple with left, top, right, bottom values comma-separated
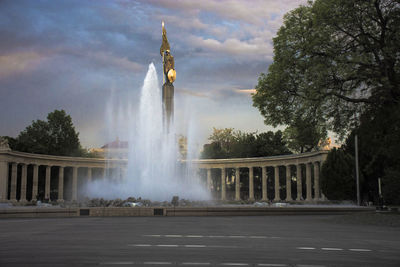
(262, 166, 267, 201)
(58, 166, 64, 202)
(286, 165, 292, 201)
(296, 164, 302, 201)
(235, 167, 240, 201)
(274, 166, 280, 201)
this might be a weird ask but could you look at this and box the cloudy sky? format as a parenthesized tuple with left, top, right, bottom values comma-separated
(0, 0, 307, 148)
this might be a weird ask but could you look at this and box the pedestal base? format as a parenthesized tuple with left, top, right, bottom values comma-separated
(162, 83, 174, 129)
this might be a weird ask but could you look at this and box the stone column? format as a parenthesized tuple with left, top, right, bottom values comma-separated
(249, 167, 254, 201)
(274, 166, 280, 201)
(32, 164, 38, 201)
(306, 163, 312, 201)
(58, 166, 64, 202)
(87, 167, 92, 183)
(314, 162, 320, 200)
(72, 166, 78, 201)
(20, 164, 27, 202)
(10, 163, 17, 201)
(0, 161, 9, 202)
(262, 166, 267, 201)
(206, 168, 212, 191)
(286, 165, 292, 201)
(296, 164, 302, 201)
(235, 167, 240, 201)
(45, 165, 51, 200)
(221, 168, 226, 200)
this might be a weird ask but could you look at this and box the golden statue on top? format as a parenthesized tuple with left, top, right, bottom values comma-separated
(160, 21, 176, 83)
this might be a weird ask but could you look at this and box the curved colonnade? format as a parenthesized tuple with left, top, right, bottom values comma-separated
(0, 149, 126, 203)
(0, 148, 327, 203)
(193, 151, 327, 202)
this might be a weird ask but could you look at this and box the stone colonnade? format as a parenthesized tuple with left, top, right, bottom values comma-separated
(194, 151, 327, 201)
(1, 149, 328, 203)
(0, 149, 126, 202)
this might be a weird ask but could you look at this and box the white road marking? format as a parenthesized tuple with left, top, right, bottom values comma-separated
(321, 248, 343, 251)
(143, 234, 282, 239)
(144, 262, 172, 265)
(184, 245, 206, 248)
(349, 248, 372, 252)
(257, 264, 288, 266)
(128, 244, 236, 248)
(297, 265, 327, 267)
(220, 263, 249, 266)
(99, 262, 134, 265)
(296, 247, 316, 250)
(208, 245, 239, 248)
(182, 263, 210, 265)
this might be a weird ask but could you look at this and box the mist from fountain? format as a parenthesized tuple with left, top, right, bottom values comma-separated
(85, 63, 210, 201)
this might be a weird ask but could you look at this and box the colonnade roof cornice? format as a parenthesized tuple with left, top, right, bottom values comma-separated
(185, 150, 328, 167)
(0, 150, 127, 167)
(0, 149, 328, 169)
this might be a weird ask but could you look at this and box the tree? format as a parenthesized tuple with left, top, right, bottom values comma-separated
(283, 114, 327, 153)
(14, 110, 83, 156)
(201, 128, 291, 159)
(343, 103, 400, 204)
(251, 131, 291, 157)
(207, 128, 237, 157)
(253, 0, 400, 138)
(252, 0, 400, 204)
(320, 148, 357, 200)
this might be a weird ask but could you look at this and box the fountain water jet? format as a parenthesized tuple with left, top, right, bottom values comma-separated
(85, 63, 209, 201)
(86, 22, 209, 201)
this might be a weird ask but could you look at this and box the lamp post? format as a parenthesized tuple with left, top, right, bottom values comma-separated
(355, 133, 361, 206)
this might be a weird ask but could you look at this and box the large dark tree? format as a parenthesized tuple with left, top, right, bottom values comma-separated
(253, 0, 400, 204)
(14, 110, 83, 156)
(253, 0, 400, 138)
(320, 148, 356, 201)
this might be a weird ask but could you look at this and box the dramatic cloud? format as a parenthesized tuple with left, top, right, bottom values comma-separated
(0, 0, 306, 147)
(0, 52, 48, 79)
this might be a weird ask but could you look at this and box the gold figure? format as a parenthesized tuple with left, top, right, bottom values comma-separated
(160, 21, 175, 84)
(160, 21, 170, 56)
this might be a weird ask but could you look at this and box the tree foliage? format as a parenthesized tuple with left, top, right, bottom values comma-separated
(283, 114, 327, 153)
(253, 0, 400, 138)
(344, 103, 400, 204)
(12, 110, 84, 156)
(253, 0, 400, 204)
(201, 128, 291, 159)
(320, 102, 400, 204)
(320, 148, 356, 200)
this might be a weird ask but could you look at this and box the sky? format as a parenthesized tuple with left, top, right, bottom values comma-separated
(0, 0, 307, 148)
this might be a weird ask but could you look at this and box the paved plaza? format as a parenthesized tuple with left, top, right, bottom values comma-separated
(0, 214, 399, 266)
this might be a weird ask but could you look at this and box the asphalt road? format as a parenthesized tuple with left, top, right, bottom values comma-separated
(0, 215, 399, 267)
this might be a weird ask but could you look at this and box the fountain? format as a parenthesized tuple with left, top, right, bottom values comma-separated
(85, 22, 209, 201)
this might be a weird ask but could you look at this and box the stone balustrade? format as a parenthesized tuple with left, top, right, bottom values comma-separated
(0, 148, 328, 203)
